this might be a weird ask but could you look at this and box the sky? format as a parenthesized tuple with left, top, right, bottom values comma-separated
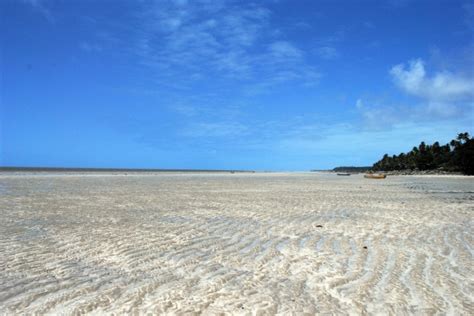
(1, 0, 473, 170)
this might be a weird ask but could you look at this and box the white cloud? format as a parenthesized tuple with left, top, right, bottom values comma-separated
(388, 58, 474, 119)
(390, 59, 474, 102)
(355, 57, 474, 130)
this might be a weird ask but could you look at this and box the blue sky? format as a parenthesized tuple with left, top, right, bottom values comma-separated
(1, 0, 473, 170)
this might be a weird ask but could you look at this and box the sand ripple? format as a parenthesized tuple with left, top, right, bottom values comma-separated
(0, 173, 473, 314)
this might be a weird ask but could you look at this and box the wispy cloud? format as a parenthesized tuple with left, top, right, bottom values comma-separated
(79, 42, 102, 53)
(180, 121, 249, 138)
(355, 98, 402, 129)
(269, 41, 303, 59)
(21, 0, 54, 22)
(384, 0, 416, 8)
(170, 104, 200, 117)
(94, 2, 474, 166)
(135, 1, 269, 77)
(122, 0, 319, 91)
(463, 2, 474, 31)
(363, 21, 375, 29)
(313, 29, 345, 60)
(316, 46, 340, 60)
(276, 119, 471, 167)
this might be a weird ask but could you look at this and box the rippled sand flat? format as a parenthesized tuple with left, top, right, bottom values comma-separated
(0, 172, 473, 314)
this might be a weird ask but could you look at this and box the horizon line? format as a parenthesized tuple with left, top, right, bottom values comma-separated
(0, 166, 259, 173)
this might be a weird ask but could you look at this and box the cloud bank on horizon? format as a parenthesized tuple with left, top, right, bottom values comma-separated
(1, 0, 473, 170)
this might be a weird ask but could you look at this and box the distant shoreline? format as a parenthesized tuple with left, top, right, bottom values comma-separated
(0, 166, 255, 173)
(320, 166, 467, 176)
(324, 169, 467, 176)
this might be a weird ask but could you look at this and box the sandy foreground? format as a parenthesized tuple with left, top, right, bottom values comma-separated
(0, 172, 473, 314)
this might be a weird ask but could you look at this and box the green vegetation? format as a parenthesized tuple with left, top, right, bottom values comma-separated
(372, 132, 474, 175)
(332, 166, 371, 173)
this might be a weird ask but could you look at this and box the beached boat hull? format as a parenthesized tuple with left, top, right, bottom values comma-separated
(364, 174, 387, 179)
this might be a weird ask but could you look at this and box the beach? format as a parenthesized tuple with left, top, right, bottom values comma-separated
(0, 172, 473, 314)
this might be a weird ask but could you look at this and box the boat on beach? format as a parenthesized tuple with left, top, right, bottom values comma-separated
(364, 173, 387, 179)
(337, 173, 351, 176)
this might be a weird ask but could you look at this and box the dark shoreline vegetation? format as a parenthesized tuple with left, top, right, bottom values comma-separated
(332, 166, 372, 173)
(371, 132, 474, 175)
(332, 133, 474, 175)
(0, 167, 255, 173)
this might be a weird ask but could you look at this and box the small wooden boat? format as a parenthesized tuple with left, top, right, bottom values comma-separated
(337, 173, 351, 176)
(364, 173, 386, 179)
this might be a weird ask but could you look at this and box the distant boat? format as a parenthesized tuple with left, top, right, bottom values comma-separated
(337, 173, 351, 176)
(364, 173, 387, 179)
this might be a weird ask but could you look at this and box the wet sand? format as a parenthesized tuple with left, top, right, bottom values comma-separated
(0, 172, 473, 314)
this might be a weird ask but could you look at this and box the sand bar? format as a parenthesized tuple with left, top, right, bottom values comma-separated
(0, 172, 473, 314)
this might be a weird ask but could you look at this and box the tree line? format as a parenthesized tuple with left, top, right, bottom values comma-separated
(372, 132, 474, 175)
(332, 166, 371, 173)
